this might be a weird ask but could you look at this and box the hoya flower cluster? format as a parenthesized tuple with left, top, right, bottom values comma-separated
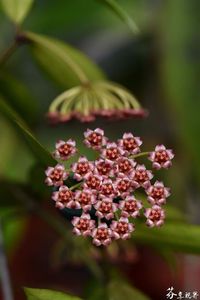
(45, 128, 174, 246)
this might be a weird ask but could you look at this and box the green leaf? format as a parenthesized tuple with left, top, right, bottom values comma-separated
(97, 0, 139, 34)
(0, 116, 32, 180)
(28, 163, 50, 198)
(25, 31, 106, 88)
(108, 279, 150, 300)
(0, 96, 55, 166)
(165, 205, 186, 222)
(134, 222, 200, 254)
(85, 279, 108, 300)
(0, 0, 34, 24)
(16, 121, 55, 166)
(24, 288, 82, 300)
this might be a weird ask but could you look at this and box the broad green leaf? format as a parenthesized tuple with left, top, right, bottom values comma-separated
(24, 288, 82, 300)
(97, 0, 139, 34)
(0, 116, 35, 180)
(0, 94, 27, 128)
(85, 279, 108, 300)
(16, 121, 55, 166)
(165, 205, 186, 222)
(108, 279, 150, 300)
(25, 31, 105, 88)
(28, 163, 50, 198)
(0, 0, 34, 24)
(0, 72, 38, 125)
(0, 96, 55, 166)
(0, 117, 21, 176)
(134, 222, 200, 254)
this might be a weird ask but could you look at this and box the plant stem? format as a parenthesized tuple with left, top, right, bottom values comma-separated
(114, 211, 119, 221)
(70, 181, 82, 190)
(131, 151, 150, 159)
(0, 219, 14, 300)
(0, 39, 19, 66)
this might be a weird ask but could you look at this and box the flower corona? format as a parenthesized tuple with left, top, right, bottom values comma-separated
(45, 128, 174, 246)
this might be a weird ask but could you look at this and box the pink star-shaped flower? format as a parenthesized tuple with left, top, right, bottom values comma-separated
(53, 139, 77, 160)
(146, 181, 170, 205)
(72, 213, 95, 236)
(45, 164, 68, 186)
(111, 217, 134, 240)
(92, 223, 113, 246)
(71, 156, 94, 181)
(118, 132, 142, 155)
(144, 205, 165, 227)
(84, 128, 107, 150)
(119, 196, 143, 218)
(149, 145, 174, 169)
(101, 142, 124, 161)
(74, 189, 97, 212)
(130, 164, 153, 189)
(94, 198, 117, 220)
(52, 185, 73, 209)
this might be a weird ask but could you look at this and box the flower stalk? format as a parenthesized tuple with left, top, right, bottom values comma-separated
(132, 151, 150, 159)
(0, 39, 19, 66)
(70, 182, 83, 191)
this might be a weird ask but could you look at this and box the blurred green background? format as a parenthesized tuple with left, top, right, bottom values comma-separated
(0, 1, 200, 300)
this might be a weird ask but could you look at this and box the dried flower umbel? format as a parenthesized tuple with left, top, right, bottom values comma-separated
(47, 81, 148, 123)
(45, 128, 174, 246)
